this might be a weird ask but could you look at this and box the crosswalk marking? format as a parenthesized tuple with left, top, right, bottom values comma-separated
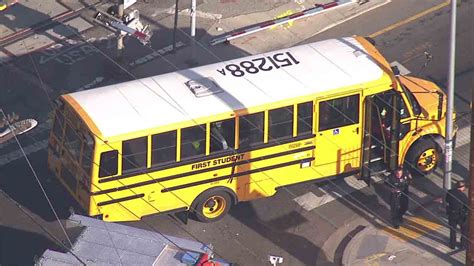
(293, 192, 324, 211)
(293, 174, 385, 210)
(0, 139, 48, 167)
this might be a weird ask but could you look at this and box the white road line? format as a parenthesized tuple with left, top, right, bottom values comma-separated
(0, 139, 48, 167)
(129, 42, 185, 67)
(310, 0, 392, 37)
(294, 175, 371, 211)
(76, 76, 105, 92)
(177, 9, 223, 20)
(152, 4, 223, 20)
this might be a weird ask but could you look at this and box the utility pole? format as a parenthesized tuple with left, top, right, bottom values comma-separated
(443, 0, 457, 191)
(467, 88, 474, 265)
(117, 1, 125, 59)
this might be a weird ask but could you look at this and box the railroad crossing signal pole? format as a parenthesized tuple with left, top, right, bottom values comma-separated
(443, 0, 457, 191)
(117, 2, 125, 59)
(189, 0, 197, 65)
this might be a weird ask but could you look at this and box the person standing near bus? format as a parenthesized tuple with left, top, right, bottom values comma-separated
(386, 166, 412, 228)
(446, 181, 468, 249)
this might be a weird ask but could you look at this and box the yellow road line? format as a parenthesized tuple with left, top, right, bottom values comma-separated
(381, 216, 442, 242)
(408, 216, 442, 229)
(369, 0, 451, 38)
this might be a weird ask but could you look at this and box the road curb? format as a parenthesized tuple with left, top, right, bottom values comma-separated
(340, 191, 447, 265)
(341, 225, 374, 265)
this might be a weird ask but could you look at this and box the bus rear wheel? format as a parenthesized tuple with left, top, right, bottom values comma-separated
(405, 140, 441, 176)
(193, 189, 232, 223)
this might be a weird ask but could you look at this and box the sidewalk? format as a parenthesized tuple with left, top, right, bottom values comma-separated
(342, 198, 466, 265)
(0, 0, 98, 63)
(341, 142, 471, 266)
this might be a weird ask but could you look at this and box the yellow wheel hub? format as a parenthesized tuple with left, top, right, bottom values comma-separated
(202, 196, 226, 219)
(417, 148, 438, 172)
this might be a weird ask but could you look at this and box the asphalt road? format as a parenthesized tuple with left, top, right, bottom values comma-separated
(0, 0, 473, 265)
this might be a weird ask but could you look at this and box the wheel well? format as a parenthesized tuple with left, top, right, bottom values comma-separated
(404, 134, 444, 161)
(192, 186, 238, 209)
(419, 134, 444, 153)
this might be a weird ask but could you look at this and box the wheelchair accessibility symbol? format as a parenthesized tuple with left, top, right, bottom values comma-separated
(332, 128, 340, 135)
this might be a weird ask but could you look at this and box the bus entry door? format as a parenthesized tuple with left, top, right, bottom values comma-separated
(314, 93, 362, 177)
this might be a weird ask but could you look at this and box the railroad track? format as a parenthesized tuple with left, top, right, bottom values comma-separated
(0, 0, 106, 47)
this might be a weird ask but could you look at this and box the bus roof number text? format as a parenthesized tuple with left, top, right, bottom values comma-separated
(217, 52, 299, 78)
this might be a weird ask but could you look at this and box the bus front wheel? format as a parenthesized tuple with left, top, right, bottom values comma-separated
(405, 140, 441, 176)
(193, 189, 232, 223)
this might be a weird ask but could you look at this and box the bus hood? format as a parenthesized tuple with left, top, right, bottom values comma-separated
(399, 75, 447, 120)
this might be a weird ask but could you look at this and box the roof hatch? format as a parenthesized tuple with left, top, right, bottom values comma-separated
(185, 77, 223, 97)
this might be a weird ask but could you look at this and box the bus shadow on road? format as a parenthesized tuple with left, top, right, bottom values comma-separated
(229, 202, 331, 266)
(0, 225, 64, 265)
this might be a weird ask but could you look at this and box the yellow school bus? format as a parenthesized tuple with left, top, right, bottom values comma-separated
(0, 0, 17, 11)
(48, 36, 454, 222)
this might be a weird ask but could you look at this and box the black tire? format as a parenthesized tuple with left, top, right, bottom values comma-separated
(193, 189, 232, 223)
(405, 139, 441, 177)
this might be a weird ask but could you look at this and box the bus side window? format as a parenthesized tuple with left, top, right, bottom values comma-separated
(210, 118, 235, 153)
(151, 130, 177, 166)
(239, 112, 264, 149)
(64, 124, 82, 161)
(181, 125, 206, 160)
(81, 133, 94, 175)
(319, 94, 359, 131)
(297, 101, 313, 135)
(99, 150, 118, 177)
(52, 112, 65, 139)
(122, 137, 148, 173)
(268, 106, 293, 141)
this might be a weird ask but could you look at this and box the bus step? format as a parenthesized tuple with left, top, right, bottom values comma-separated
(364, 145, 379, 151)
(371, 169, 388, 175)
(368, 160, 388, 175)
(369, 156, 383, 163)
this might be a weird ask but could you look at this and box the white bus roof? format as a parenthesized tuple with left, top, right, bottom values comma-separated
(67, 37, 386, 138)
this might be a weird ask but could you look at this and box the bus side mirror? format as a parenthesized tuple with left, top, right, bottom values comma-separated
(437, 92, 444, 120)
(53, 98, 64, 109)
(363, 36, 376, 46)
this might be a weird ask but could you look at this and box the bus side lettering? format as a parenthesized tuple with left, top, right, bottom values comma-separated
(191, 161, 211, 170)
(191, 154, 245, 170)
